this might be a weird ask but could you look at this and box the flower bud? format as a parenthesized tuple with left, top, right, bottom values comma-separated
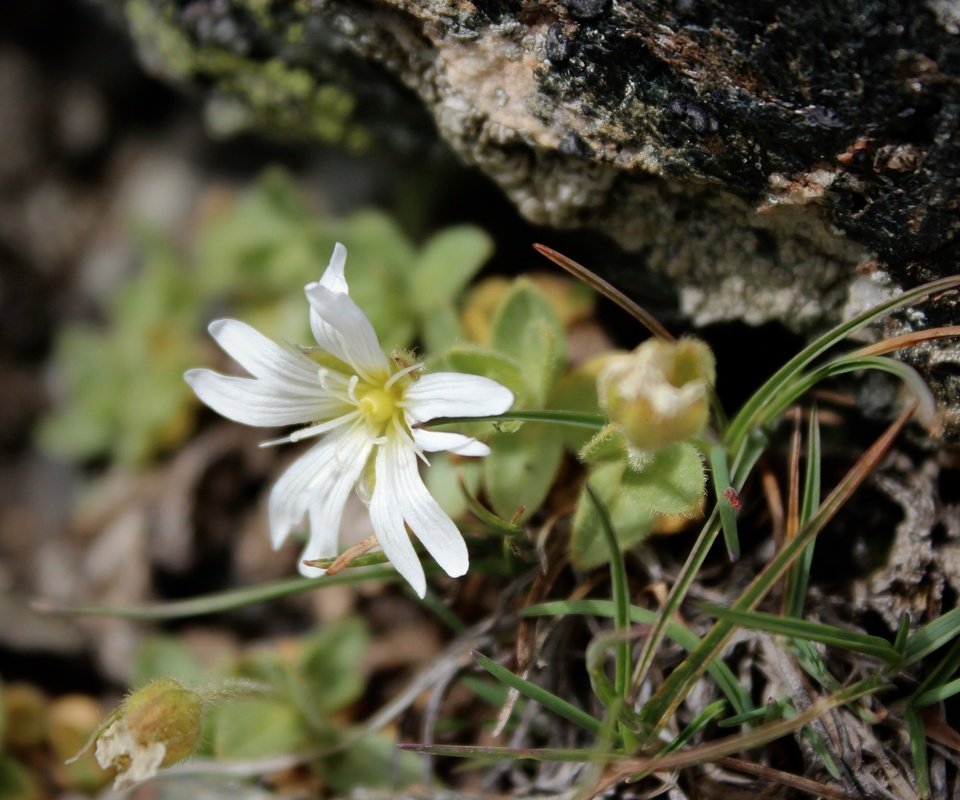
(94, 678, 202, 790)
(597, 337, 715, 456)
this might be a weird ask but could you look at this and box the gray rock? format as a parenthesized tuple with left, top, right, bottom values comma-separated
(112, 0, 960, 435)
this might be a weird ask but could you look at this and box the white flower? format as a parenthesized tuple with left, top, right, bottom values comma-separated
(185, 243, 513, 596)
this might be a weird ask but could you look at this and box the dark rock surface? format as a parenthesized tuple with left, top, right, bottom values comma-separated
(109, 0, 960, 434)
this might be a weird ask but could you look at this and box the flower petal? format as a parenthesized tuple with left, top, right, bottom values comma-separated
(403, 373, 514, 423)
(185, 369, 348, 427)
(384, 431, 469, 580)
(411, 428, 490, 457)
(370, 443, 426, 597)
(207, 318, 320, 388)
(306, 283, 389, 380)
(268, 425, 371, 555)
(317, 242, 348, 294)
(298, 427, 373, 575)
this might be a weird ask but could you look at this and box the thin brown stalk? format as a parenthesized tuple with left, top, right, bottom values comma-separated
(532, 244, 675, 341)
(850, 325, 960, 357)
(716, 757, 863, 800)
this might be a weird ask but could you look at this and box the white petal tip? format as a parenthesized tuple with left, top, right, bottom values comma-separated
(443, 557, 469, 579)
(456, 441, 491, 457)
(297, 560, 328, 578)
(492, 385, 515, 412)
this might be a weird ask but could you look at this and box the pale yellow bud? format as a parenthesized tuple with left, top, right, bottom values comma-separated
(94, 678, 202, 790)
(597, 337, 715, 456)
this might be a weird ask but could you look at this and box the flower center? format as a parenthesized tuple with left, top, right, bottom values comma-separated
(359, 387, 398, 424)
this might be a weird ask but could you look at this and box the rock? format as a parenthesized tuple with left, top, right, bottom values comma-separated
(110, 0, 960, 434)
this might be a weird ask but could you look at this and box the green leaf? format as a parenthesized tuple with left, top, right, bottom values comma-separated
(131, 635, 207, 687)
(445, 345, 529, 405)
(422, 452, 482, 522)
(547, 362, 604, 450)
(627, 442, 707, 515)
(572, 461, 652, 569)
(211, 697, 310, 759)
(421, 304, 463, 354)
(579, 425, 628, 465)
(571, 444, 705, 568)
(490, 280, 565, 405)
(485, 423, 564, 523)
(300, 618, 371, 713)
(409, 225, 493, 312)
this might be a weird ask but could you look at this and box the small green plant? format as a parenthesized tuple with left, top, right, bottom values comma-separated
(36, 188, 960, 797)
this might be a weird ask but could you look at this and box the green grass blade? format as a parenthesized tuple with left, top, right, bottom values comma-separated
(785, 407, 821, 618)
(473, 652, 604, 736)
(723, 273, 960, 450)
(629, 432, 766, 708)
(627, 509, 720, 706)
(585, 484, 632, 701)
(909, 637, 960, 706)
(523, 600, 750, 715)
(912, 676, 960, 709)
(902, 608, 960, 666)
(717, 705, 774, 728)
(658, 700, 726, 757)
(699, 604, 900, 664)
(709, 444, 740, 561)
(759, 355, 936, 430)
(459, 477, 524, 535)
(31, 567, 402, 620)
(904, 706, 931, 799)
(421, 409, 608, 430)
(638, 407, 914, 735)
(802, 726, 840, 779)
(397, 742, 625, 762)
(895, 612, 911, 654)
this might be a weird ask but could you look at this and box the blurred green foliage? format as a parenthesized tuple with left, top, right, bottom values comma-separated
(39, 169, 493, 466)
(131, 618, 420, 790)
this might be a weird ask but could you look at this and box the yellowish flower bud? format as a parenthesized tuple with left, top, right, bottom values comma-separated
(94, 678, 202, 790)
(597, 337, 716, 457)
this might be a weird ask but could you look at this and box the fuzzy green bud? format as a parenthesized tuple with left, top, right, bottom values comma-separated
(94, 678, 202, 790)
(597, 338, 716, 461)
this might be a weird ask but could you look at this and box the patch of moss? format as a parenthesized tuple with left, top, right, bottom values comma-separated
(124, 0, 370, 148)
